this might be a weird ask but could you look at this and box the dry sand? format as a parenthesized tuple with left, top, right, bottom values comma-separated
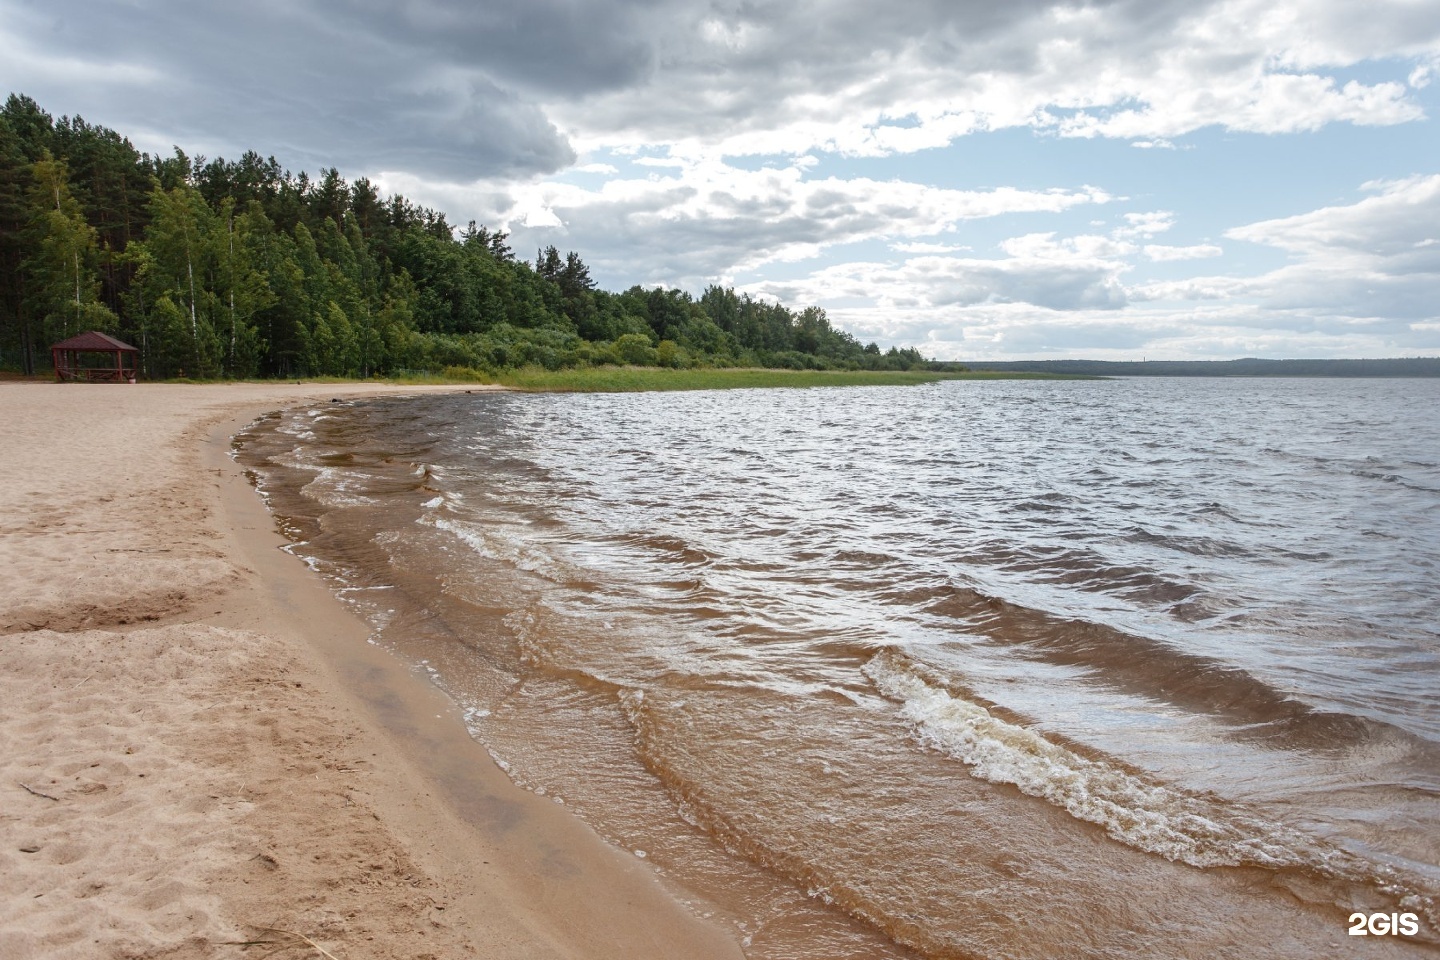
(0, 382, 745, 960)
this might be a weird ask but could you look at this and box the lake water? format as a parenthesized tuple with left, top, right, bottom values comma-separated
(236, 378, 1440, 959)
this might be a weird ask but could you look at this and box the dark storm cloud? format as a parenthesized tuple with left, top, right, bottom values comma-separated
(1, 0, 586, 178)
(303, 0, 662, 97)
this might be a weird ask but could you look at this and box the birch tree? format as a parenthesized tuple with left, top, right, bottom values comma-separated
(24, 155, 116, 344)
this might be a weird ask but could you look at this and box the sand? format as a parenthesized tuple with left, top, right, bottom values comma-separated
(0, 382, 744, 960)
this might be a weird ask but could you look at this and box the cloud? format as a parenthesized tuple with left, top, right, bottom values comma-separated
(1052, 75, 1420, 141)
(1113, 212, 1176, 239)
(482, 157, 1113, 284)
(1000, 232, 1137, 260)
(890, 241, 971, 254)
(549, 0, 1440, 155)
(1222, 174, 1440, 319)
(1228, 174, 1440, 258)
(0, 0, 577, 179)
(817, 295, 1438, 362)
(1130, 277, 1251, 301)
(750, 249, 1130, 316)
(6, 0, 1435, 182)
(1143, 243, 1224, 261)
(736, 176, 1440, 361)
(302, 0, 661, 98)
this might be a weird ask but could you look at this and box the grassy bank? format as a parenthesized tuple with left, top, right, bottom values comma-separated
(9, 366, 1095, 389)
(419, 366, 1096, 392)
(488, 367, 955, 391)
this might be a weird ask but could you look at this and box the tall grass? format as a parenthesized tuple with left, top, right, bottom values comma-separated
(443, 366, 1094, 392)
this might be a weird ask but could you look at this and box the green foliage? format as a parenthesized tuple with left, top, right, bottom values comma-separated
(133, 183, 226, 377)
(23, 155, 118, 345)
(614, 332, 658, 366)
(487, 367, 969, 392)
(0, 92, 939, 379)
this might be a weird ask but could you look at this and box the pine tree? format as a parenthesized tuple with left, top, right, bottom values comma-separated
(0, 111, 34, 371)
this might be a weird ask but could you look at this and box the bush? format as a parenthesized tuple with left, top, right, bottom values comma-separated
(656, 339, 690, 368)
(441, 365, 491, 382)
(615, 332, 658, 366)
(581, 341, 622, 366)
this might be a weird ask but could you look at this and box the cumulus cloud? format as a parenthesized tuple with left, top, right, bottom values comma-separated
(6, 0, 1436, 179)
(1221, 174, 1440, 319)
(812, 293, 1436, 362)
(1144, 243, 1224, 261)
(487, 157, 1113, 284)
(1228, 174, 1440, 257)
(1129, 276, 1254, 301)
(749, 246, 1130, 318)
(737, 176, 1440, 361)
(1113, 212, 1176, 240)
(551, 0, 1440, 155)
(1000, 232, 1137, 260)
(890, 241, 971, 254)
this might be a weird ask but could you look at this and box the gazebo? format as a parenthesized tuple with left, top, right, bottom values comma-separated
(51, 331, 140, 382)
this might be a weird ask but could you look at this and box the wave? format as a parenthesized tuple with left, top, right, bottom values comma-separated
(865, 650, 1314, 866)
(423, 514, 574, 584)
(613, 531, 720, 568)
(862, 650, 1437, 927)
(900, 582, 1409, 752)
(234, 388, 1440, 959)
(1123, 525, 1259, 559)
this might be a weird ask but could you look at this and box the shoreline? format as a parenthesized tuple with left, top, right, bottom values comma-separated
(0, 382, 742, 960)
(198, 384, 1440, 960)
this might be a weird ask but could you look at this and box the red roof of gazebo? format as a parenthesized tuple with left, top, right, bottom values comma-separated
(51, 331, 139, 352)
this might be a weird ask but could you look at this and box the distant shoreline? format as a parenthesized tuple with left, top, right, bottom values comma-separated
(957, 357, 1440, 377)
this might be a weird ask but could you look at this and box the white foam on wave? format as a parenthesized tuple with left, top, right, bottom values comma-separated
(299, 467, 376, 508)
(422, 514, 571, 583)
(863, 650, 1337, 870)
(270, 450, 323, 473)
(277, 423, 318, 442)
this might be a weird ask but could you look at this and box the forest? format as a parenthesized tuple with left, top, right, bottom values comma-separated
(0, 94, 929, 380)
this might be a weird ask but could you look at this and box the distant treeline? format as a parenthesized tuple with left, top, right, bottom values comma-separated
(0, 93, 927, 379)
(963, 358, 1440, 378)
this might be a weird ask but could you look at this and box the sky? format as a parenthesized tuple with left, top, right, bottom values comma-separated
(3, 0, 1439, 360)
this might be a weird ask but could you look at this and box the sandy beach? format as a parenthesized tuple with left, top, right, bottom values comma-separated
(0, 381, 743, 960)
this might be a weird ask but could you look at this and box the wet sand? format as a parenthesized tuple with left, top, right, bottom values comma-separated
(0, 381, 743, 960)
